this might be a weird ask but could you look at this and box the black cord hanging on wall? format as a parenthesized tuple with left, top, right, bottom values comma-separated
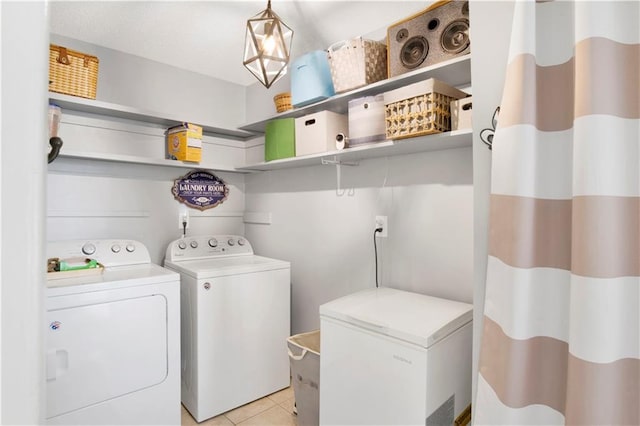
(373, 227, 382, 288)
(480, 106, 500, 151)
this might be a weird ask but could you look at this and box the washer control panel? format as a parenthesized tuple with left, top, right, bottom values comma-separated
(165, 235, 253, 261)
(47, 239, 151, 268)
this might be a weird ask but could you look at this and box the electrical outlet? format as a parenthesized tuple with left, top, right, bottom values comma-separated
(375, 215, 388, 237)
(178, 212, 190, 230)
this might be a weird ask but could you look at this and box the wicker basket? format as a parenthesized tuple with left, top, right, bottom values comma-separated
(49, 44, 99, 99)
(327, 37, 387, 94)
(383, 78, 468, 140)
(273, 92, 292, 113)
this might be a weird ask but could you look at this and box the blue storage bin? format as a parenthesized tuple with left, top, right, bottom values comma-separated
(291, 51, 335, 108)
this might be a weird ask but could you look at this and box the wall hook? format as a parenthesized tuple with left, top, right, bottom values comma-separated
(320, 156, 359, 167)
(48, 137, 63, 163)
(480, 106, 500, 151)
(320, 156, 357, 196)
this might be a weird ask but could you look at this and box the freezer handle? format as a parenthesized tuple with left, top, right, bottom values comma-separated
(345, 315, 388, 332)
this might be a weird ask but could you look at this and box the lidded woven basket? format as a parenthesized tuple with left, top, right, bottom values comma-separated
(49, 44, 99, 99)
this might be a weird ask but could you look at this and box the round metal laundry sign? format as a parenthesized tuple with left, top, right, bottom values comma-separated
(172, 170, 229, 210)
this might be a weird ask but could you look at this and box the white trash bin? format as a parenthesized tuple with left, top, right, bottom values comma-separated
(287, 330, 320, 426)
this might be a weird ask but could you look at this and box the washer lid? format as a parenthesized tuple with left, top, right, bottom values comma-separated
(164, 255, 290, 279)
(319, 287, 472, 349)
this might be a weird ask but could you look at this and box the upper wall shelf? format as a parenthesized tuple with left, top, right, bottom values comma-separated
(48, 92, 256, 140)
(237, 129, 472, 172)
(238, 55, 472, 134)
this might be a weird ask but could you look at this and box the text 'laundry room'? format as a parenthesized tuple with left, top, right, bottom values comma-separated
(2, 1, 639, 426)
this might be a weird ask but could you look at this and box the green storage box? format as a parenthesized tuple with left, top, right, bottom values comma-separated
(265, 118, 295, 161)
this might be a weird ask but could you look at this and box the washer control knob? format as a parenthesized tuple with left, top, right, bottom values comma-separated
(190, 240, 198, 249)
(238, 238, 246, 246)
(227, 239, 235, 246)
(126, 244, 136, 253)
(208, 238, 218, 248)
(111, 244, 121, 253)
(82, 243, 96, 256)
(178, 241, 187, 250)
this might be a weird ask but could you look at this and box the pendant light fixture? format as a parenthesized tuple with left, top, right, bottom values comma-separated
(243, 0, 293, 89)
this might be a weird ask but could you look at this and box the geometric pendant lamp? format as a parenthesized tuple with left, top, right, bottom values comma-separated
(243, 0, 293, 88)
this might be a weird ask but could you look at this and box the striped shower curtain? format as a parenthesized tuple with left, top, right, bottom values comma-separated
(476, 1, 639, 425)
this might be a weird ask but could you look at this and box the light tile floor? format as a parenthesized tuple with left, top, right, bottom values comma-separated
(181, 387, 297, 426)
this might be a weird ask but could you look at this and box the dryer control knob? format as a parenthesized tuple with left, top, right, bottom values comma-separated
(178, 241, 187, 250)
(190, 240, 198, 249)
(208, 238, 218, 248)
(126, 244, 136, 253)
(111, 244, 121, 253)
(82, 243, 96, 256)
(237, 238, 246, 246)
(227, 239, 235, 246)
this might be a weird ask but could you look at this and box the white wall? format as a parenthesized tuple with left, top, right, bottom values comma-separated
(50, 34, 248, 130)
(46, 37, 250, 265)
(469, 0, 515, 414)
(47, 164, 245, 265)
(245, 148, 474, 335)
(47, 113, 247, 265)
(1, 1, 48, 423)
(245, 74, 292, 125)
(243, 1, 476, 336)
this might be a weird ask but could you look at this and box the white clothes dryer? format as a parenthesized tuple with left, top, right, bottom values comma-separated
(45, 239, 180, 425)
(164, 235, 291, 423)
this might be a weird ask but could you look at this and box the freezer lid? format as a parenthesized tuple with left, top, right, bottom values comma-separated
(319, 287, 472, 349)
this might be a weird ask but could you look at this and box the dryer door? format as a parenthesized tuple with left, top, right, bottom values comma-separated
(45, 295, 168, 419)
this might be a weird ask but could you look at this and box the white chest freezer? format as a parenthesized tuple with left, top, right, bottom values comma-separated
(319, 287, 473, 426)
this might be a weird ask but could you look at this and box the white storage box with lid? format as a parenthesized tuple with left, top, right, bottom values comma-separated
(295, 111, 348, 157)
(319, 287, 473, 426)
(348, 94, 386, 146)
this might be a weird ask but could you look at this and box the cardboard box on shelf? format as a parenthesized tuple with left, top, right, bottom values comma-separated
(166, 123, 202, 163)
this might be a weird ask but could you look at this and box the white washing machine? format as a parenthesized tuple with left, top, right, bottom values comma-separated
(164, 234, 291, 422)
(45, 239, 181, 425)
(319, 287, 473, 426)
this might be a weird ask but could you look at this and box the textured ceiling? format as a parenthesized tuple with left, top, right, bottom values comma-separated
(49, 1, 429, 86)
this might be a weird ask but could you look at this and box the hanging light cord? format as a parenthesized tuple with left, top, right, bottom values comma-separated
(374, 227, 383, 288)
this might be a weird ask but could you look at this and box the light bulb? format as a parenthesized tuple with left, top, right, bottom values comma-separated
(262, 35, 276, 54)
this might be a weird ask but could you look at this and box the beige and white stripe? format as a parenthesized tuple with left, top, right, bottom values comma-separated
(485, 257, 640, 363)
(477, 1, 640, 425)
